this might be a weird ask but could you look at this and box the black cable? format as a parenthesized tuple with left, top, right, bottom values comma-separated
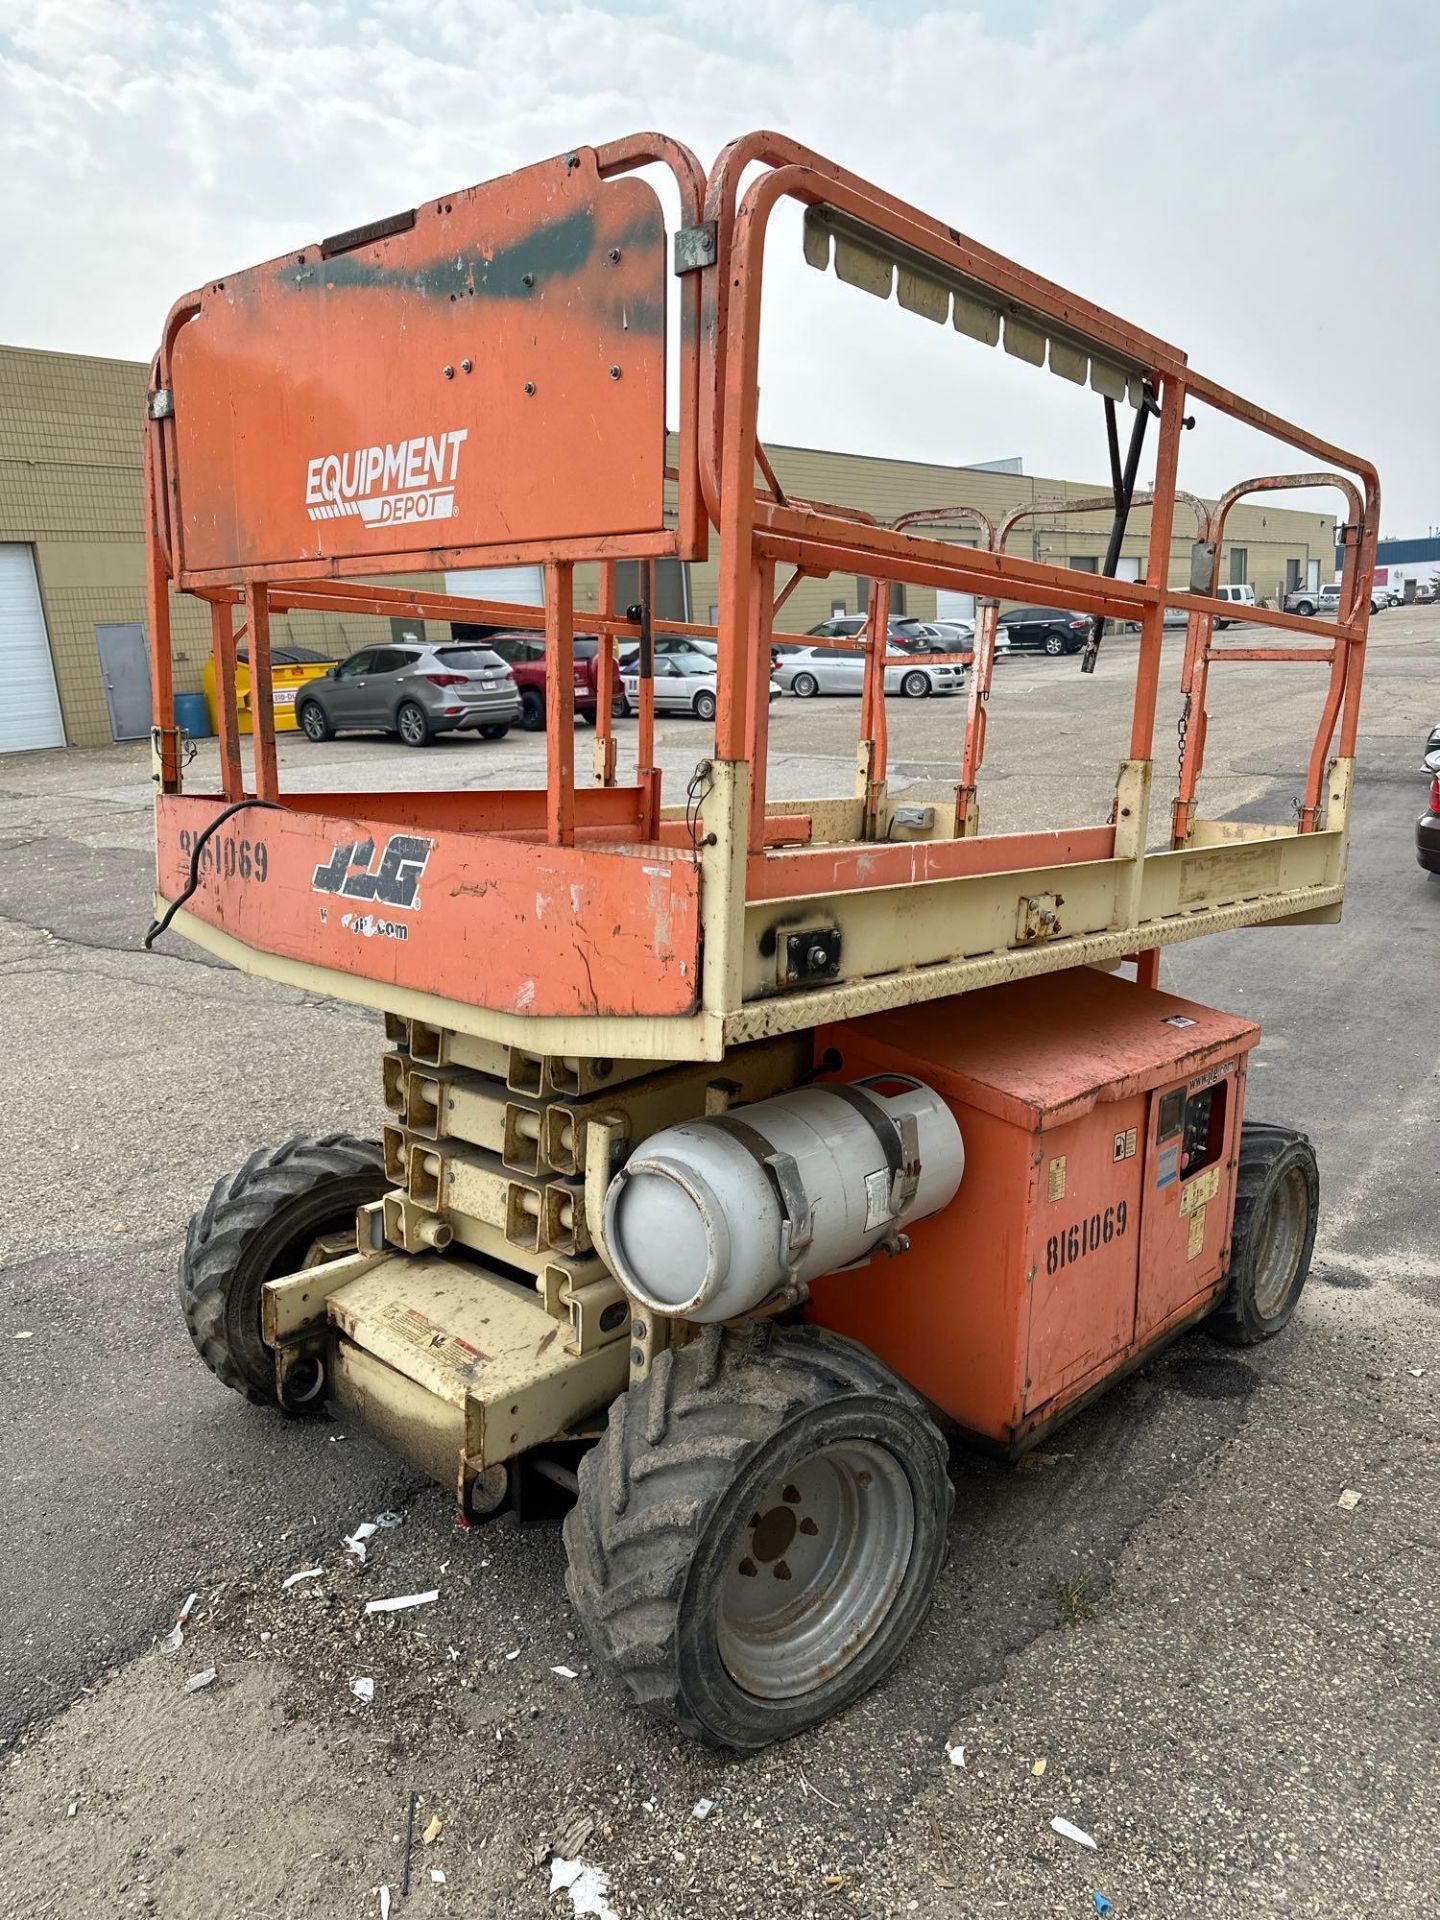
(144, 797, 284, 949)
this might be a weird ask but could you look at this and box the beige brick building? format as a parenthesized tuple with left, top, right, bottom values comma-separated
(1, 343, 1335, 751)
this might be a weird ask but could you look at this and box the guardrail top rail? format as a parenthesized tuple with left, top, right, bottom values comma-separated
(145, 130, 1379, 1063)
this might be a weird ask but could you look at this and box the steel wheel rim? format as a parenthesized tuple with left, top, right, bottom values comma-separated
(716, 1438, 915, 1701)
(1252, 1164, 1309, 1317)
(399, 706, 424, 742)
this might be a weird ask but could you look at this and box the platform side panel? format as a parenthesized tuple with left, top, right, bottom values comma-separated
(156, 796, 700, 1018)
(169, 153, 667, 576)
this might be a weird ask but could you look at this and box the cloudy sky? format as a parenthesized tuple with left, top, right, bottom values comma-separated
(3, 0, 1436, 530)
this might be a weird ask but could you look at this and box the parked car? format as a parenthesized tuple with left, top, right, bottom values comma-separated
(236, 641, 337, 665)
(995, 606, 1091, 655)
(892, 620, 975, 655)
(773, 645, 965, 699)
(294, 642, 520, 747)
(1417, 728, 1440, 875)
(1284, 582, 1386, 619)
(1209, 582, 1255, 629)
(805, 614, 917, 641)
(618, 646, 778, 720)
(483, 630, 622, 730)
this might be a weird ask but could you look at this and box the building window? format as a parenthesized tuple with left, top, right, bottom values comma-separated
(612, 559, 691, 621)
(1069, 556, 1099, 573)
(855, 577, 906, 614)
(1229, 546, 1248, 585)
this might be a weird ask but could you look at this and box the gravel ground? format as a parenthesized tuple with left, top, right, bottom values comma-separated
(0, 611, 1436, 1919)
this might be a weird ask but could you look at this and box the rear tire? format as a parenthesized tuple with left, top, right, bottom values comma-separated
(178, 1134, 386, 1407)
(900, 670, 929, 699)
(1293, 600, 1315, 619)
(297, 700, 333, 742)
(612, 691, 630, 718)
(397, 700, 432, 747)
(791, 672, 819, 698)
(520, 688, 545, 731)
(564, 1323, 952, 1750)
(1043, 631, 1065, 656)
(479, 724, 510, 740)
(1209, 1123, 1318, 1346)
(693, 687, 717, 721)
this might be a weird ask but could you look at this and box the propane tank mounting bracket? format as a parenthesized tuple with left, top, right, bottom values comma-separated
(703, 1113, 815, 1269)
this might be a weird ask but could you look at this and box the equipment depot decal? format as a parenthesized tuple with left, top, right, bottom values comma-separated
(313, 834, 433, 943)
(305, 429, 468, 527)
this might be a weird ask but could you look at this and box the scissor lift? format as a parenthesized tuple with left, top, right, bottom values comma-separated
(149, 132, 1377, 1748)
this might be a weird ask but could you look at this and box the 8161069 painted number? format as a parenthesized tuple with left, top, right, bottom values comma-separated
(1047, 1200, 1127, 1275)
(178, 827, 268, 883)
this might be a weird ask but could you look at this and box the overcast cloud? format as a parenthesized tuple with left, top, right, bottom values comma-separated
(3, 0, 1436, 528)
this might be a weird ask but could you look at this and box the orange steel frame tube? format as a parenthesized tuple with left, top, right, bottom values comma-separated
(142, 129, 1379, 1016)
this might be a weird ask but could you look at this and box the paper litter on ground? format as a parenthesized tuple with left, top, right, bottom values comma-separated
(692, 1798, 716, 1820)
(422, 1814, 443, 1845)
(349, 1677, 375, 1701)
(1050, 1816, 1097, 1850)
(185, 1669, 217, 1693)
(1338, 1487, 1362, 1511)
(283, 1568, 324, 1589)
(430, 1869, 446, 1885)
(550, 1857, 619, 1920)
(551, 1665, 579, 1679)
(946, 1743, 966, 1768)
(365, 1590, 439, 1615)
(378, 1887, 391, 1920)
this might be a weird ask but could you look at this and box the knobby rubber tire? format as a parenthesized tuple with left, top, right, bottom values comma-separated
(1209, 1122, 1319, 1346)
(178, 1133, 386, 1407)
(563, 1322, 952, 1749)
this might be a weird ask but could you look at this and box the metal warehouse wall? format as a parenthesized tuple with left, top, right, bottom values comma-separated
(2, 344, 1335, 749)
(0, 345, 444, 749)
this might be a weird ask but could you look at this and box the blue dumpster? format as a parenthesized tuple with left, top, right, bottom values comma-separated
(174, 691, 213, 738)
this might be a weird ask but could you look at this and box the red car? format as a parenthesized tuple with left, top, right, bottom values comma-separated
(483, 630, 624, 731)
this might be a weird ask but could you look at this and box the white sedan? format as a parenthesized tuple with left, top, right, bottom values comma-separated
(619, 647, 780, 721)
(772, 645, 966, 699)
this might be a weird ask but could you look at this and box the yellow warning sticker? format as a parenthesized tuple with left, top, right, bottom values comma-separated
(1179, 1166, 1221, 1217)
(1048, 1156, 1067, 1202)
(1187, 1207, 1207, 1259)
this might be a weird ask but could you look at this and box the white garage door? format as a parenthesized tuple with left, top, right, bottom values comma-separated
(445, 565, 544, 610)
(0, 545, 65, 752)
(937, 539, 977, 622)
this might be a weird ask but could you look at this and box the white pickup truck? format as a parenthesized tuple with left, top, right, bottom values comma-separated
(1284, 582, 1384, 617)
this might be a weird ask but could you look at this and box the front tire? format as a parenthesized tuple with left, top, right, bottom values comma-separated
(900, 670, 930, 699)
(178, 1135, 387, 1407)
(564, 1323, 952, 1750)
(396, 700, 432, 747)
(297, 700, 333, 742)
(1209, 1123, 1318, 1346)
(693, 687, 717, 721)
(791, 672, 820, 698)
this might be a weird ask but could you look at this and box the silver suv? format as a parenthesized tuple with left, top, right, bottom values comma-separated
(295, 642, 521, 748)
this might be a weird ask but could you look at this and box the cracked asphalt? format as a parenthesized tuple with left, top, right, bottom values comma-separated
(0, 613, 1436, 1919)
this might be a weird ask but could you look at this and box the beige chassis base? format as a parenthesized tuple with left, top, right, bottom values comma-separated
(260, 1029, 809, 1512)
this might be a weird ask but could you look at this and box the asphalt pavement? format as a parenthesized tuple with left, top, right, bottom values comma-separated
(0, 613, 1435, 1919)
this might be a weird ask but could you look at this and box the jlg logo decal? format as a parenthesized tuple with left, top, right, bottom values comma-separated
(312, 834, 433, 910)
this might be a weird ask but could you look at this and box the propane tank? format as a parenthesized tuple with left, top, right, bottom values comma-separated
(602, 1074, 964, 1322)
